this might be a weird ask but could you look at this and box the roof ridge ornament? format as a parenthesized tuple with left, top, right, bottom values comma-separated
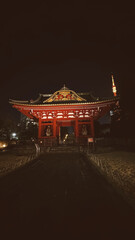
(61, 84, 69, 90)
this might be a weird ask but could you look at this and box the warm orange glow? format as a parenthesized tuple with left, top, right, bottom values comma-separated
(112, 75, 117, 97)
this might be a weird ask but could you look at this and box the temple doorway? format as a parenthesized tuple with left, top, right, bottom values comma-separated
(59, 126, 75, 145)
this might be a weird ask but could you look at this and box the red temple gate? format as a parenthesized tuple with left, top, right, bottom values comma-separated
(9, 86, 119, 146)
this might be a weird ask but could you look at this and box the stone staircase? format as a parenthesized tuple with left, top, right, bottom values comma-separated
(49, 145, 79, 153)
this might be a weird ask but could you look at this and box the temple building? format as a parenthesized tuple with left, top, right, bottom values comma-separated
(9, 85, 119, 145)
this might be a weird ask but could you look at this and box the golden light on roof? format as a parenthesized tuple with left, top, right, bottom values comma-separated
(43, 85, 86, 103)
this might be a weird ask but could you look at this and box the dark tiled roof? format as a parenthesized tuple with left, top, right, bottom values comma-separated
(9, 91, 99, 105)
(9, 85, 119, 106)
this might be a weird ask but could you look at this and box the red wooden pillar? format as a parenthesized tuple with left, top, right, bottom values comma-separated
(38, 118, 42, 139)
(75, 117, 79, 142)
(53, 118, 56, 137)
(90, 117, 95, 138)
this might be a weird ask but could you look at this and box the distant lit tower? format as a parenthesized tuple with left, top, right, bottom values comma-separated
(112, 75, 117, 97)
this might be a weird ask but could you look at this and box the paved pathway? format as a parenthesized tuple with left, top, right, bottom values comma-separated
(0, 152, 135, 239)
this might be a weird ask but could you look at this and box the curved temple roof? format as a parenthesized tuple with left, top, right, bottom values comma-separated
(9, 85, 119, 106)
(9, 85, 120, 122)
(9, 85, 98, 105)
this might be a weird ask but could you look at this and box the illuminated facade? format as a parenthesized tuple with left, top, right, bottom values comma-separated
(9, 85, 119, 145)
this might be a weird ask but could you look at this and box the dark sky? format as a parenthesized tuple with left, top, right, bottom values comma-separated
(0, 1, 135, 120)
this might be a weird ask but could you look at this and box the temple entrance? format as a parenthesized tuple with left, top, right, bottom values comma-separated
(60, 126, 75, 145)
(56, 120, 75, 145)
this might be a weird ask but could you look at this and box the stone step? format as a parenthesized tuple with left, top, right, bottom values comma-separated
(50, 146, 79, 153)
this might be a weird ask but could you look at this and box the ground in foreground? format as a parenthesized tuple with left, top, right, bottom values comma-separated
(0, 152, 135, 239)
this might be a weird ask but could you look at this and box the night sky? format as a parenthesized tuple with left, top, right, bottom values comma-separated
(0, 1, 135, 120)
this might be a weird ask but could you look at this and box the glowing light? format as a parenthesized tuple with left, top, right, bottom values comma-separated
(2, 144, 7, 148)
(12, 133, 16, 137)
(0, 142, 8, 149)
(112, 75, 117, 97)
